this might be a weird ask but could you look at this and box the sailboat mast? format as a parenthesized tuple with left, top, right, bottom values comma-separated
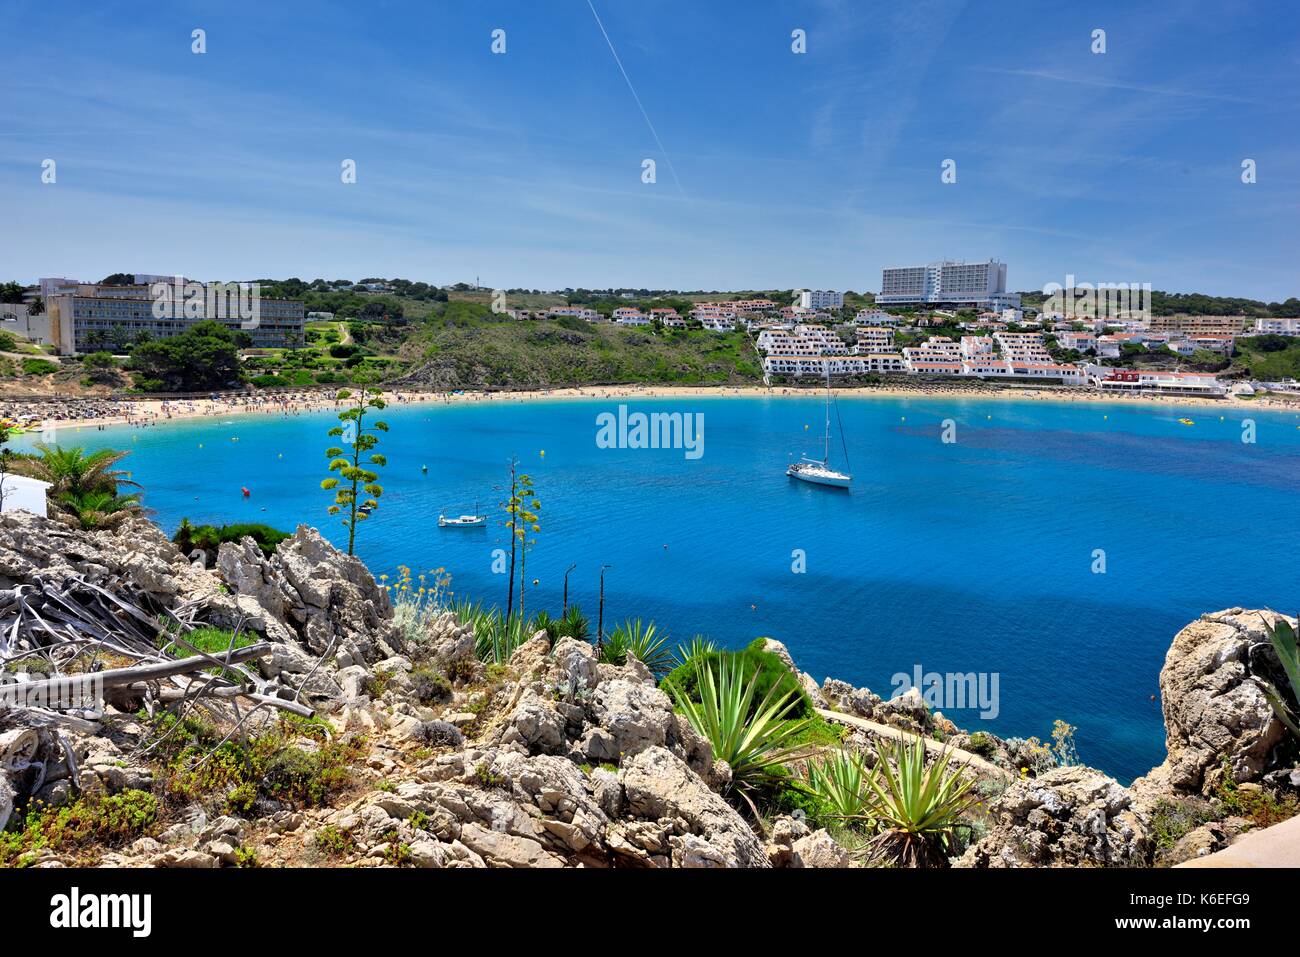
(823, 364, 831, 463)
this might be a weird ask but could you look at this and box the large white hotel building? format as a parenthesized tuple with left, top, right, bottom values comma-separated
(878, 259, 1020, 311)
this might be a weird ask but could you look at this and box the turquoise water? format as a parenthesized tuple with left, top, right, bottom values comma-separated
(23, 396, 1300, 782)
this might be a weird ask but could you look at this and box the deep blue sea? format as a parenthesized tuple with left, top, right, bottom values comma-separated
(21, 395, 1300, 782)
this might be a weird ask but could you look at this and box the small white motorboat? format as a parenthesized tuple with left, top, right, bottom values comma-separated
(439, 513, 487, 528)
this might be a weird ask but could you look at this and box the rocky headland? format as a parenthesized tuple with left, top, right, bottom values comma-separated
(0, 510, 1295, 868)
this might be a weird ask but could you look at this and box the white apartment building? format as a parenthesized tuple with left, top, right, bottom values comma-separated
(757, 324, 847, 356)
(1254, 317, 1300, 335)
(994, 331, 1052, 362)
(854, 309, 899, 326)
(699, 315, 737, 333)
(959, 335, 994, 358)
(798, 289, 844, 311)
(878, 259, 1020, 311)
(613, 307, 650, 326)
(1056, 331, 1097, 352)
(548, 306, 602, 322)
(854, 327, 894, 353)
(762, 355, 869, 378)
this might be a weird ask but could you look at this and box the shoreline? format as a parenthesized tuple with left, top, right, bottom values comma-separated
(5, 381, 1299, 432)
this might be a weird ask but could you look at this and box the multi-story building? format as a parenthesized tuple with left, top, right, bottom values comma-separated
(547, 306, 602, 322)
(1254, 317, 1300, 335)
(612, 307, 650, 326)
(1089, 367, 1225, 397)
(878, 259, 1020, 311)
(757, 324, 847, 356)
(854, 309, 899, 326)
(1056, 331, 1097, 352)
(855, 327, 894, 354)
(798, 289, 843, 311)
(994, 331, 1052, 362)
(46, 282, 304, 355)
(1146, 314, 1250, 336)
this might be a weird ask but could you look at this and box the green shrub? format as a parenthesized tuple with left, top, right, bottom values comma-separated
(173, 519, 290, 560)
(250, 373, 290, 388)
(21, 358, 59, 376)
(0, 790, 157, 866)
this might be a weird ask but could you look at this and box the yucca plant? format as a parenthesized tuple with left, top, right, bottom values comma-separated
(803, 748, 876, 822)
(667, 652, 813, 810)
(859, 736, 977, 868)
(601, 619, 674, 677)
(1258, 613, 1300, 739)
(674, 635, 718, 668)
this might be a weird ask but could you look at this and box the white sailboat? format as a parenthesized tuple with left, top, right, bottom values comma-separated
(787, 368, 852, 489)
(439, 500, 488, 528)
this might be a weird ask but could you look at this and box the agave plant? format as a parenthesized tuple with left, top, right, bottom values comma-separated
(667, 652, 813, 807)
(1258, 613, 1300, 739)
(601, 619, 674, 677)
(555, 604, 589, 643)
(475, 610, 531, 664)
(674, 635, 718, 668)
(859, 736, 978, 868)
(803, 748, 876, 821)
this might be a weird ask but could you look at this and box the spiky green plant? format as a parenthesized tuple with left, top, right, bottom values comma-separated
(600, 619, 674, 677)
(554, 604, 589, 643)
(858, 736, 977, 868)
(56, 489, 146, 530)
(1259, 613, 1300, 739)
(474, 610, 531, 664)
(803, 748, 876, 822)
(667, 652, 812, 806)
(674, 635, 718, 668)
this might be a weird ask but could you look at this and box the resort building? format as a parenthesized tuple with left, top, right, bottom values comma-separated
(1254, 317, 1300, 335)
(993, 332, 1052, 363)
(1089, 367, 1226, 397)
(0, 303, 54, 347)
(1185, 334, 1236, 355)
(46, 283, 305, 355)
(1145, 315, 1250, 336)
(798, 290, 844, 311)
(959, 335, 994, 358)
(855, 327, 895, 353)
(1056, 331, 1097, 352)
(763, 355, 864, 378)
(854, 309, 900, 326)
(878, 259, 1021, 312)
(757, 325, 847, 356)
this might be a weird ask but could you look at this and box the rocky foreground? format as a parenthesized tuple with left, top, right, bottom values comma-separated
(0, 510, 1296, 868)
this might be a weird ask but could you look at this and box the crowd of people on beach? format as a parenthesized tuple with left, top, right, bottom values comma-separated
(1, 379, 1295, 433)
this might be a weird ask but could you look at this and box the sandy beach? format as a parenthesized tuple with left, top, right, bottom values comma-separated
(3, 381, 1298, 433)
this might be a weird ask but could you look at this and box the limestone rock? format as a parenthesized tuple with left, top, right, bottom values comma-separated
(620, 746, 768, 868)
(959, 766, 1152, 868)
(1134, 609, 1295, 799)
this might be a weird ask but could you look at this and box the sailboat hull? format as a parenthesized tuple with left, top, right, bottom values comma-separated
(787, 464, 851, 488)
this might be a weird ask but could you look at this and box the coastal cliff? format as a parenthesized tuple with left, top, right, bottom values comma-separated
(0, 511, 1295, 868)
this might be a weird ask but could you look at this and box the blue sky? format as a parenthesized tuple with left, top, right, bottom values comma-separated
(2, 0, 1297, 298)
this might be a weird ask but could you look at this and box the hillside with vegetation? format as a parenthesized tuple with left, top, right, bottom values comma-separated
(393, 301, 762, 390)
